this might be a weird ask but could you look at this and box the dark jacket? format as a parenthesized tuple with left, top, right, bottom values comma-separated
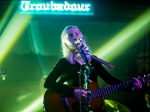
(44, 55, 126, 96)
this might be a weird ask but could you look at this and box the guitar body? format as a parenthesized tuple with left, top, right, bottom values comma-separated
(43, 74, 150, 112)
(43, 81, 104, 112)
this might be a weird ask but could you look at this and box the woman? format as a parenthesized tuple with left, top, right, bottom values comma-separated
(44, 25, 142, 112)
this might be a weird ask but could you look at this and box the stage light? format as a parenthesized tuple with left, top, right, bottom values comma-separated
(93, 8, 150, 62)
(0, 1, 15, 31)
(0, 12, 32, 63)
(21, 95, 43, 112)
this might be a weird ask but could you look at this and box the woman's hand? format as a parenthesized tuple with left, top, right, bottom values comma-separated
(132, 76, 143, 90)
(74, 89, 89, 103)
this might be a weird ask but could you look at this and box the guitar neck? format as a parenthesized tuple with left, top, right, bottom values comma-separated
(91, 80, 133, 98)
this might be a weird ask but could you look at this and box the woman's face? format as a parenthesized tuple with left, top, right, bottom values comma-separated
(66, 27, 83, 50)
(145, 93, 150, 103)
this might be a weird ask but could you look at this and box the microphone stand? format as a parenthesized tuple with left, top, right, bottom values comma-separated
(79, 45, 93, 112)
(91, 55, 131, 76)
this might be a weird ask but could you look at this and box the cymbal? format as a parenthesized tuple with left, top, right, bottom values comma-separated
(104, 99, 131, 112)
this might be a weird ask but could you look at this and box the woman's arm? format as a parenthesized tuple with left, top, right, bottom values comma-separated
(44, 58, 74, 96)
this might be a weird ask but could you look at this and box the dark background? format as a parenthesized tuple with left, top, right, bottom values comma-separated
(0, 0, 150, 112)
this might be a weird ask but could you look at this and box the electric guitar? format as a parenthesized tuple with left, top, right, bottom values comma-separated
(43, 74, 150, 112)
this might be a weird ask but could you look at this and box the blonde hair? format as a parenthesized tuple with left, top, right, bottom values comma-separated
(61, 25, 91, 64)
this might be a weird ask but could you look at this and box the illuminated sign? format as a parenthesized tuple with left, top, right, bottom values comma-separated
(19, 1, 94, 15)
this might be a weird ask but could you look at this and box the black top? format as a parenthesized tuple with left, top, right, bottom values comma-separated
(44, 55, 123, 96)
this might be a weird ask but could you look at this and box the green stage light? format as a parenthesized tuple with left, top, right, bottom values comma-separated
(0, 2, 15, 31)
(22, 95, 43, 112)
(0, 12, 32, 63)
(93, 8, 150, 62)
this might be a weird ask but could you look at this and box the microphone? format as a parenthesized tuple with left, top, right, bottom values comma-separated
(91, 56, 131, 76)
(74, 38, 83, 47)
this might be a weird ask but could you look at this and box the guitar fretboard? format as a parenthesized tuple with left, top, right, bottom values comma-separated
(91, 80, 133, 98)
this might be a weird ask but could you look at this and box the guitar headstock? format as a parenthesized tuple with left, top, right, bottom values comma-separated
(142, 74, 150, 86)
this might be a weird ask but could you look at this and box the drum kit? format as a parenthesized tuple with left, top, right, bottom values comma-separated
(104, 99, 131, 112)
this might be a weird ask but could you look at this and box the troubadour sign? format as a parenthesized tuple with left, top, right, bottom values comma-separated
(19, 1, 94, 15)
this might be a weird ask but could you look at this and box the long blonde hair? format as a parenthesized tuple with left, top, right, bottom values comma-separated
(61, 25, 91, 64)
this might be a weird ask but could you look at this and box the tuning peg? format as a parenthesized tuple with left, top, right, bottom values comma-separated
(147, 83, 150, 86)
(78, 71, 81, 74)
(2, 76, 6, 80)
